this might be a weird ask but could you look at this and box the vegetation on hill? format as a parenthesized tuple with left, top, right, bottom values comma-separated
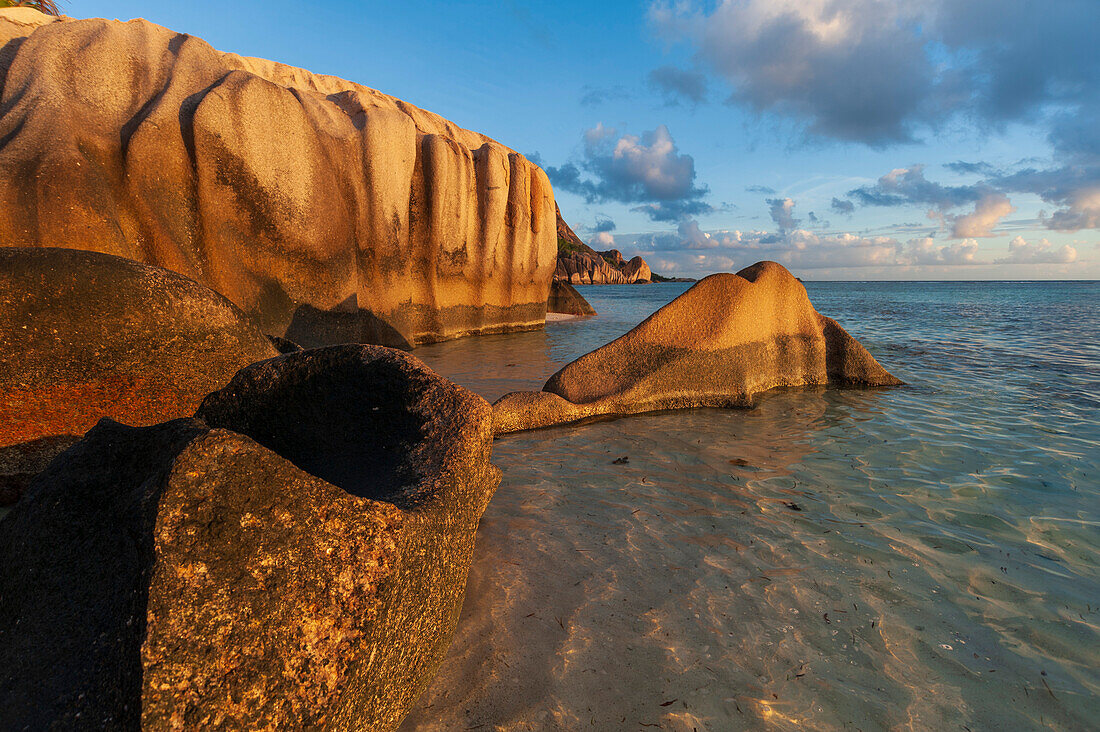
(557, 236, 586, 256)
(0, 0, 63, 15)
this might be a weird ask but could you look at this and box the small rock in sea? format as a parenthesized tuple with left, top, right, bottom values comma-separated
(784, 502, 803, 511)
(492, 261, 904, 434)
(612, 456, 630, 464)
(547, 280, 597, 316)
(729, 458, 752, 467)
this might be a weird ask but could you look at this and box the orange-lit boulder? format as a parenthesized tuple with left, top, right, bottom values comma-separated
(494, 261, 902, 433)
(0, 247, 278, 504)
(0, 9, 556, 347)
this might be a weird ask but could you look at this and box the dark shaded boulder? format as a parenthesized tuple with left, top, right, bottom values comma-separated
(0, 247, 279, 504)
(0, 345, 500, 730)
(547, 280, 596, 316)
(0, 434, 80, 507)
(267, 334, 305, 354)
(494, 261, 902, 433)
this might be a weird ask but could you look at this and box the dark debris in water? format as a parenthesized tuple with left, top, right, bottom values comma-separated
(612, 456, 629, 464)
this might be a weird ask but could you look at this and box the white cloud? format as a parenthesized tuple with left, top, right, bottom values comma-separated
(546, 124, 711, 222)
(592, 231, 616, 248)
(1043, 187, 1100, 232)
(904, 237, 981, 265)
(767, 197, 799, 230)
(950, 194, 1016, 238)
(648, 0, 1100, 145)
(996, 236, 1078, 264)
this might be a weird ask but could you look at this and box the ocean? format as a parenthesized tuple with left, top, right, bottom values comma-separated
(402, 280, 1100, 730)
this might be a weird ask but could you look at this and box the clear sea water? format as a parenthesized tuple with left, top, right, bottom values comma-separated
(403, 281, 1100, 731)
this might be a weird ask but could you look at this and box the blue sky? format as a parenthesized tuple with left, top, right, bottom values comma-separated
(79, 0, 1099, 279)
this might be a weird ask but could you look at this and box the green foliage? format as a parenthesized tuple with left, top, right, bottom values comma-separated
(557, 236, 583, 256)
(0, 0, 62, 15)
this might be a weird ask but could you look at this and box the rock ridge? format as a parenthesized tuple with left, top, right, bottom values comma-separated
(0, 9, 556, 348)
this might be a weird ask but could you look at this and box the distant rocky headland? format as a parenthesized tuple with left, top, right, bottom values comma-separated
(554, 207, 655, 284)
(0, 8, 901, 731)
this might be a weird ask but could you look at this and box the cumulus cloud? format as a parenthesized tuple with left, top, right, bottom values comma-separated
(649, 0, 933, 143)
(1042, 187, 1100, 232)
(545, 123, 711, 222)
(996, 236, 1078, 264)
(648, 66, 708, 105)
(648, 0, 1100, 145)
(630, 219, 990, 270)
(831, 197, 855, 215)
(904, 237, 981, 265)
(592, 231, 617, 248)
(850, 165, 982, 211)
(646, 1, 1099, 233)
(950, 194, 1016, 238)
(591, 216, 617, 233)
(767, 197, 799, 230)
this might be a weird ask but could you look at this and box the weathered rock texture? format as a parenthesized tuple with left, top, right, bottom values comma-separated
(0, 9, 556, 348)
(547, 280, 596, 316)
(553, 208, 652, 284)
(0, 345, 500, 730)
(555, 250, 653, 285)
(494, 261, 902, 433)
(0, 247, 278, 504)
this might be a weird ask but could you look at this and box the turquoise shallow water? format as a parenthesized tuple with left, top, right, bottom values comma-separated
(406, 281, 1099, 731)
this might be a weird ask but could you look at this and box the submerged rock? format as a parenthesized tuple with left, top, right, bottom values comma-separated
(547, 280, 597, 316)
(0, 345, 500, 730)
(0, 9, 555, 347)
(494, 261, 902, 433)
(0, 247, 278, 504)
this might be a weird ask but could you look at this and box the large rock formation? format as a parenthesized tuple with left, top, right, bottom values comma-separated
(553, 208, 652, 284)
(0, 9, 556, 348)
(494, 261, 902, 433)
(547, 280, 596, 316)
(0, 247, 278, 505)
(0, 345, 500, 730)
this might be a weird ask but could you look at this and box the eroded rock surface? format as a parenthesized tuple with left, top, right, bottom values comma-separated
(0, 345, 500, 730)
(0, 247, 278, 505)
(494, 261, 902, 433)
(0, 9, 556, 347)
(547, 280, 596, 316)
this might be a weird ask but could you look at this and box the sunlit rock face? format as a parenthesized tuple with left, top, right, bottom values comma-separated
(0, 346, 500, 730)
(0, 10, 557, 347)
(494, 261, 903, 433)
(553, 210, 652, 285)
(555, 250, 652, 284)
(0, 247, 278, 506)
